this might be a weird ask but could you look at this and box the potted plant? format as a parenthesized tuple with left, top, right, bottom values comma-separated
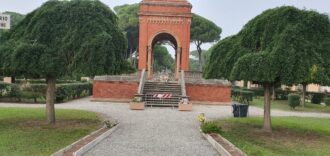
(231, 89, 253, 117)
(129, 96, 145, 110)
(178, 97, 193, 111)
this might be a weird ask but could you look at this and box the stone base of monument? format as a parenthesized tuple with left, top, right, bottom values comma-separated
(178, 103, 193, 111)
(129, 102, 145, 110)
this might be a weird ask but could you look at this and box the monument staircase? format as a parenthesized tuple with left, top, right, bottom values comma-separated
(137, 70, 188, 108)
(143, 81, 182, 107)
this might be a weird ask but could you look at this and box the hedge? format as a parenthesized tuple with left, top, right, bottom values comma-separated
(0, 82, 92, 103)
(325, 98, 330, 106)
(234, 87, 329, 101)
(232, 88, 254, 104)
(15, 79, 80, 84)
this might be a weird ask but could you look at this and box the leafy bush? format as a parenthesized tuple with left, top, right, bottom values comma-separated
(232, 88, 254, 104)
(55, 83, 93, 103)
(310, 92, 325, 104)
(201, 121, 222, 134)
(325, 98, 330, 106)
(0, 82, 20, 99)
(288, 94, 300, 109)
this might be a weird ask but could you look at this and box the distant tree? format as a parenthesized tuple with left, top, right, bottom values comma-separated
(153, 45, 174, 72)
(190, 49, 210, 71)
(190, 14, 222, 71)
(205, 6, 330, 132)
(114, 4, 139, 64)
(0, 0, 132, 124)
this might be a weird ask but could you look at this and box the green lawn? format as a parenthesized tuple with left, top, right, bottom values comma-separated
(0, 107, 103, 156)
(216, 117, 330, 156)
(251, 97, 330, 113)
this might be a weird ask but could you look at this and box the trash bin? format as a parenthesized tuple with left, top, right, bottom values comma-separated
(232, 103, 249, 117)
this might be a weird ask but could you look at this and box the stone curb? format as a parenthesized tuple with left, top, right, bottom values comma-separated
(73, 124, 119, 156)
(51, 125, 107, 156)
(51, 124, 118, 156)
(202, 133, 246, 156)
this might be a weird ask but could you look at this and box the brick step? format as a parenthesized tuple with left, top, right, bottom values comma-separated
(143, 90, 181, 94)
(145, 103, 179, 107)
(144, 86, 180, 88)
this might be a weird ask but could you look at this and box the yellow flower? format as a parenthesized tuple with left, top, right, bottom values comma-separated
(197, 113, 206, 123)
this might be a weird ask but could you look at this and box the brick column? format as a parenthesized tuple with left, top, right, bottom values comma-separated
(175, 47, 181, 80)
(147, 46, 152, 79)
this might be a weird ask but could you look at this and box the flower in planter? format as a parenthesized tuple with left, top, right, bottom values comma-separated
(197, 113, 206, 123)
(180, 98, 189, 104)
(132, 96, 142, 102)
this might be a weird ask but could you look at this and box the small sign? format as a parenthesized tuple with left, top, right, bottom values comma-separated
(0, 13, 10, 29)
(153, 93, 172, 99)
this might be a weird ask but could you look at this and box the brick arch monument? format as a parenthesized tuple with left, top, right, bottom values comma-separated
(138, 0, 192, 79)
(92, 0, 231, 106)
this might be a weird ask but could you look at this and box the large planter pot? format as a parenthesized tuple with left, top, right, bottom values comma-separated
(179, 103, 193, 111)
(129, 102, 145, 110)
(232, 103, 249, 117)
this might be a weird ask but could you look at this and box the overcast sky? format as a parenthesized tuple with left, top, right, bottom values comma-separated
(1, 0, 329, 52)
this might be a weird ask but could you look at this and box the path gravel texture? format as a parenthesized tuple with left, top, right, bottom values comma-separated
(1, 97, 330, 156)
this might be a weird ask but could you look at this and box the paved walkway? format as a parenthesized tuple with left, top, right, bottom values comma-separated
(1, 98, 330, 156)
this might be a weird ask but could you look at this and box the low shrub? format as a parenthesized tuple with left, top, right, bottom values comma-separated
(288, 94, 300, 109)
(201, 121, 222, 134)
(325, 98, 330, 106)
(310, 92, 325, 104)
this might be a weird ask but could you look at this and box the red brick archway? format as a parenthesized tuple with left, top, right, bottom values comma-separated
(138, 0, 192, 79)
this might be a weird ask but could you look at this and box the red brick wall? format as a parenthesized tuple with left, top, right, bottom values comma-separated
(186, 84, 231, 104)
(93, 81, 138, 100)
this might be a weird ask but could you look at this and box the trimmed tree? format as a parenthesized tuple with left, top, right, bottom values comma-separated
(205, 6, 330, 132)
(190, 14, 222, 71)
(0, 0, 131, 124)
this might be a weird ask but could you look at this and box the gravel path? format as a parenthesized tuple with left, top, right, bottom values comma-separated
(1, 98, 330, 156)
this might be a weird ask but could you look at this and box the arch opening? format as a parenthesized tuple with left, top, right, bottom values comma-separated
(147, 32, 182, 80)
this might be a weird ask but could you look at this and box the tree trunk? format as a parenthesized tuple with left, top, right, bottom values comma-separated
(196, 42, 203, 72)
(301, 84, 307, 108)
(243, 81, 248, 88)
(263, 83, 272, 132)
(272, 84, 276, 100)
(129, 47, 133, 64)
(46, 76, 56, 124)
(11, 76, 15, 83)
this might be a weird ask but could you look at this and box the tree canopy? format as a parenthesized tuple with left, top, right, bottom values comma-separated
(153, 45, 174, 72)
(0, 0, 131, 78)
(191, 13, 222, 71)
(205, 6, 330, 85)
(114, 3, 139, 61)
(0, 0, 131, 123)
(204, 6, 330, 131)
